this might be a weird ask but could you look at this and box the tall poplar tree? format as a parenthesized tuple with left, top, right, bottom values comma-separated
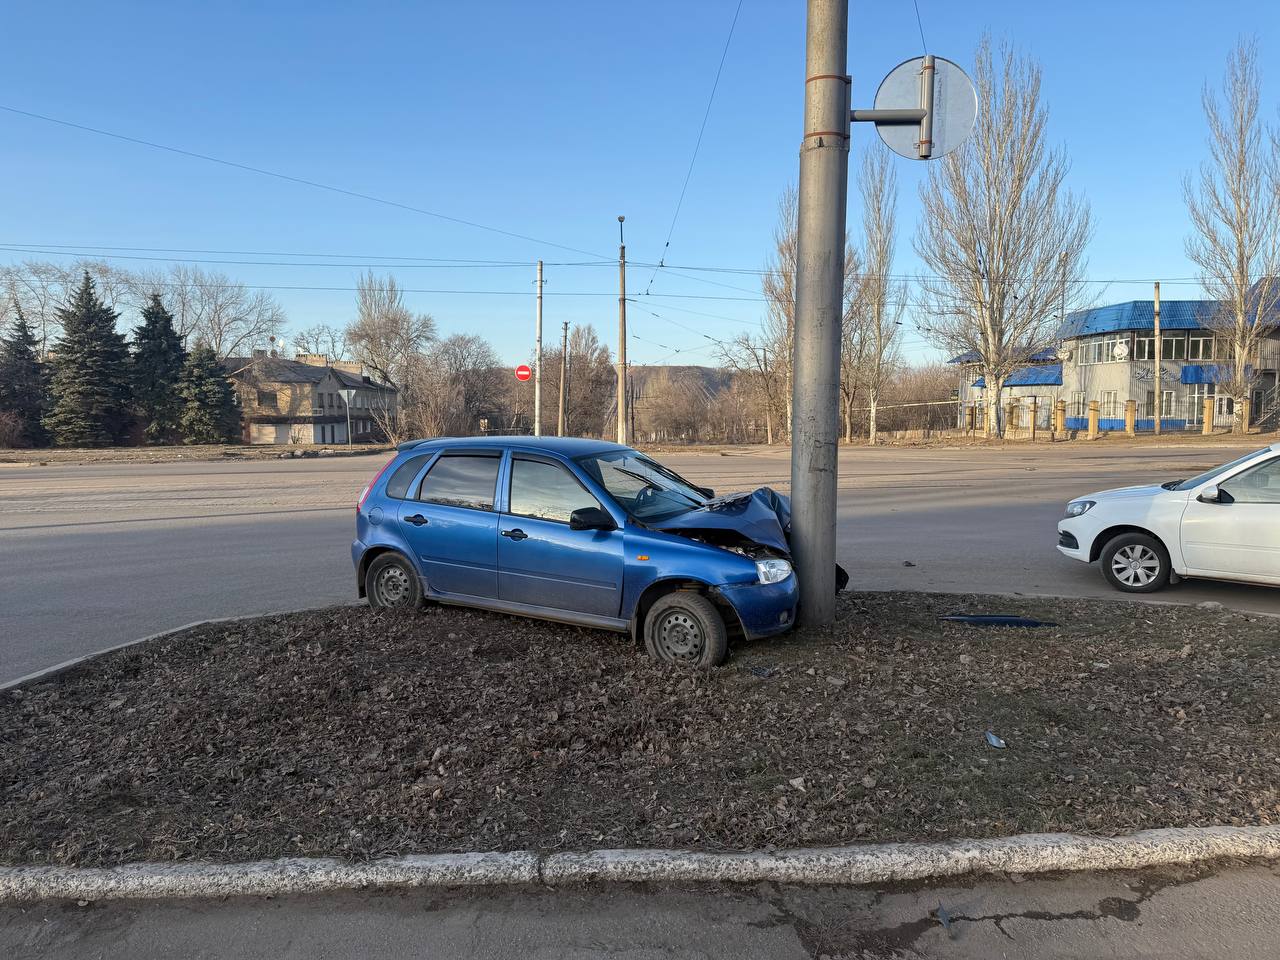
(132, 294, 187, 443)
(43, 274, 132, 446)
(0, 309, 49, 446)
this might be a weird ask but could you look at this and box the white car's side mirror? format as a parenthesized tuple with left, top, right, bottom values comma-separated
(1198, 484, 1223, 504)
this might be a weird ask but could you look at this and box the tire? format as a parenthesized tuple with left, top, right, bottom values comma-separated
(1099, 532, 1171, 593)
(643, 592, 729, 668)
(365, 552, 424, 609)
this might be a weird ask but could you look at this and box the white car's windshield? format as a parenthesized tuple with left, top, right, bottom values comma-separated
(577, 451, 708, 521)
(1171, 448, 1272, 491)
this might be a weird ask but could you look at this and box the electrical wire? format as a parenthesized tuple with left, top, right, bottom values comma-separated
(643, 0, 744, 296)
(911, 0, 928, 56)
(0, 105, 606, 258)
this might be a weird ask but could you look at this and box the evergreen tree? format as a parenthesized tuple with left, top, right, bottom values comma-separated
(43, 274, 132, 446)
(178, 344, 241, 443)
(0, 309, 49, 446)
(131, 294, 187, 443)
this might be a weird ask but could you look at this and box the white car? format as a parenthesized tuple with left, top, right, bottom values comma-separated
(1057, 442, 1280, 592)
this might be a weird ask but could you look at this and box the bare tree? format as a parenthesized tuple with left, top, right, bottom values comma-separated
(715, 333, 784, 444)
(1184, 38, 1280, 433)
(1, 260, 138, 356)
(291, 324, 349, 361)
(839, 246, 871, 442)
(761, 188, 798, 435)
(346, 272, 437, 388)
(915, 39, 1092, 438)
(134, 264, 285, 357)
(855, 145, 905, 443)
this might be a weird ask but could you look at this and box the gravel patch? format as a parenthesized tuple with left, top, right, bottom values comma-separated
(2, 593, 1277, 867)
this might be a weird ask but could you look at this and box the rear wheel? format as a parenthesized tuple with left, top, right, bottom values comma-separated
(365, 553, 423, 609)
(644, 593, 729, 668)
(1100, 532, 1171, 593)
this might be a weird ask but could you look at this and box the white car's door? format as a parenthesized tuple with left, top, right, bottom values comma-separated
(1180, 455, 1280, 582)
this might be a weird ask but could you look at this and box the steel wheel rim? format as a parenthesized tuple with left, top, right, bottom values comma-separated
(375, 564, 412, 605)
(1112, 544, 1160, 587)
(657, 611, 705, 662)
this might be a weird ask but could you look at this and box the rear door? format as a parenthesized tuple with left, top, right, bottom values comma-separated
(397, 450, 502, 598)
(497, 454, 624, 618)
(1181, 455, 1280, 581)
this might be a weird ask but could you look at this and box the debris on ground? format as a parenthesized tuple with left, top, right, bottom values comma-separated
(1, 592, 1277, 867)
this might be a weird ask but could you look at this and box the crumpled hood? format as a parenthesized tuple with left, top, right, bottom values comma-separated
(653, 487, 792, 555)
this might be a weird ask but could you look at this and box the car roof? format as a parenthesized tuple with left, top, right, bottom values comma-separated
(397, 435, 630, 458)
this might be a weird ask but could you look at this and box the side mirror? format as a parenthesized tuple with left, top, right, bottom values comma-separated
(1197, 484, 1223, 504)
(569, 506, 617, 531)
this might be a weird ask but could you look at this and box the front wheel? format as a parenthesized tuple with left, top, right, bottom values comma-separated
(1100, 532, 1171, 593)
(644, 593, 729, 668)
(365, 552, 423, 609)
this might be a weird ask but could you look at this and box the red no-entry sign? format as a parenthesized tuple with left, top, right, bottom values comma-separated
(514, 364, 532, 382)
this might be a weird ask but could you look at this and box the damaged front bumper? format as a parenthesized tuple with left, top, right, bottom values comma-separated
(716, 575, 799, 640)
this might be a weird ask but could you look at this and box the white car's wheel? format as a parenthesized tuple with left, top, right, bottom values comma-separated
(1100, 532, 1171, 593)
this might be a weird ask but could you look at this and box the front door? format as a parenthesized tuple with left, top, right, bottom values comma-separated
(1181, 455, 1280, 581)
(497, 455, 624, 618)
(397, 451, 501, 598)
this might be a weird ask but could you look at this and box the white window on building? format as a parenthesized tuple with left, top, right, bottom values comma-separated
(1162, 335, 1186, 360)
(1070, 391, 1086, 417)
(1187, 334, 1214, 360)
(1100, 391, 1119, 418)
(1134, 336, 1155, 361)
(1077, 335, 1131, 365)
(1161, 390, 1175, 418)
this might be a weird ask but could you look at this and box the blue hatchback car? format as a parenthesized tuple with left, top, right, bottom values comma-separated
(352, 437, 802, 666)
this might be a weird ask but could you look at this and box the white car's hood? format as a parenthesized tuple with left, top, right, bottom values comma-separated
(1079, 483, 1172, 503)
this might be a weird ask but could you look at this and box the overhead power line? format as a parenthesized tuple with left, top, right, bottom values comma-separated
(0, 104, 605, 258)
(644, 0, 744, 296)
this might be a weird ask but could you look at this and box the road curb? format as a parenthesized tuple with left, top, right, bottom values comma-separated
(3, 826, 1278, 902)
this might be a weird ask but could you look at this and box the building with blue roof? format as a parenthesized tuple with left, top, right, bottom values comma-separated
(953, 298, 1280, 433)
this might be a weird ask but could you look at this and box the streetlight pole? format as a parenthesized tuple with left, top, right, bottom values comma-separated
(617, 216, 629, 445)
(534, 260, 543, 437)
(790, 0, 849, 626)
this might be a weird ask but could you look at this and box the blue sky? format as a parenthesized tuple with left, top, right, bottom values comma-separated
(1, 1, 1276, 367)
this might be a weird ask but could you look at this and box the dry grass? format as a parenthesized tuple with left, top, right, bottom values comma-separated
(2, 592, 1277, 867)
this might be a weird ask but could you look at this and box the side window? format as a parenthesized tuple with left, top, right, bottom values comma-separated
(1220, 457, 1280, 504)
(383, 454, 432, 499)
(417, 455, 499, 511)
(509, 458, 602, 523)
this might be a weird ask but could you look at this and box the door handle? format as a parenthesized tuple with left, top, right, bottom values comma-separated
(501, 528, 528, 541)
(404, 514, 429, 526)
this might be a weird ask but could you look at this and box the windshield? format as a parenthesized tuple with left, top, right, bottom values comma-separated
(1172, 448, 1272, 491)
(576, 451, 708, 521)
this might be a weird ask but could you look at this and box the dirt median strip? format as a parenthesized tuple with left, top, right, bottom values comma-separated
(2, 593, 1278, 869)
(2, 826, 1279, 901)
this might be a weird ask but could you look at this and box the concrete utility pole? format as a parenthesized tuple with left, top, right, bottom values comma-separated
(616, 216, 629, 445)
(534, 260, 544, 437)
(557, 321, 569, 436)
(1153, 281, 1162, 435)
(791, 0, 849, 626)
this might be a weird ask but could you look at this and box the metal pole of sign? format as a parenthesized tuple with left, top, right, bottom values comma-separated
(338, 388, 356, 445)
(791, 0, 849, 626)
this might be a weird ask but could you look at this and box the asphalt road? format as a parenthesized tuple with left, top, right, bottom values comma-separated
(3, 440, 1278, 685)
(5, 861, 1279, 959)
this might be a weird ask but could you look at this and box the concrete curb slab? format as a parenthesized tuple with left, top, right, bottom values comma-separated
(3, 826, 1279, 902)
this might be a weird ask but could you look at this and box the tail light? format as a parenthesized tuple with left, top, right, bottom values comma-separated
(357, 457, 396, 513)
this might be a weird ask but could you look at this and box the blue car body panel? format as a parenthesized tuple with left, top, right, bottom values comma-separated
(353, 437, 800, 640)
